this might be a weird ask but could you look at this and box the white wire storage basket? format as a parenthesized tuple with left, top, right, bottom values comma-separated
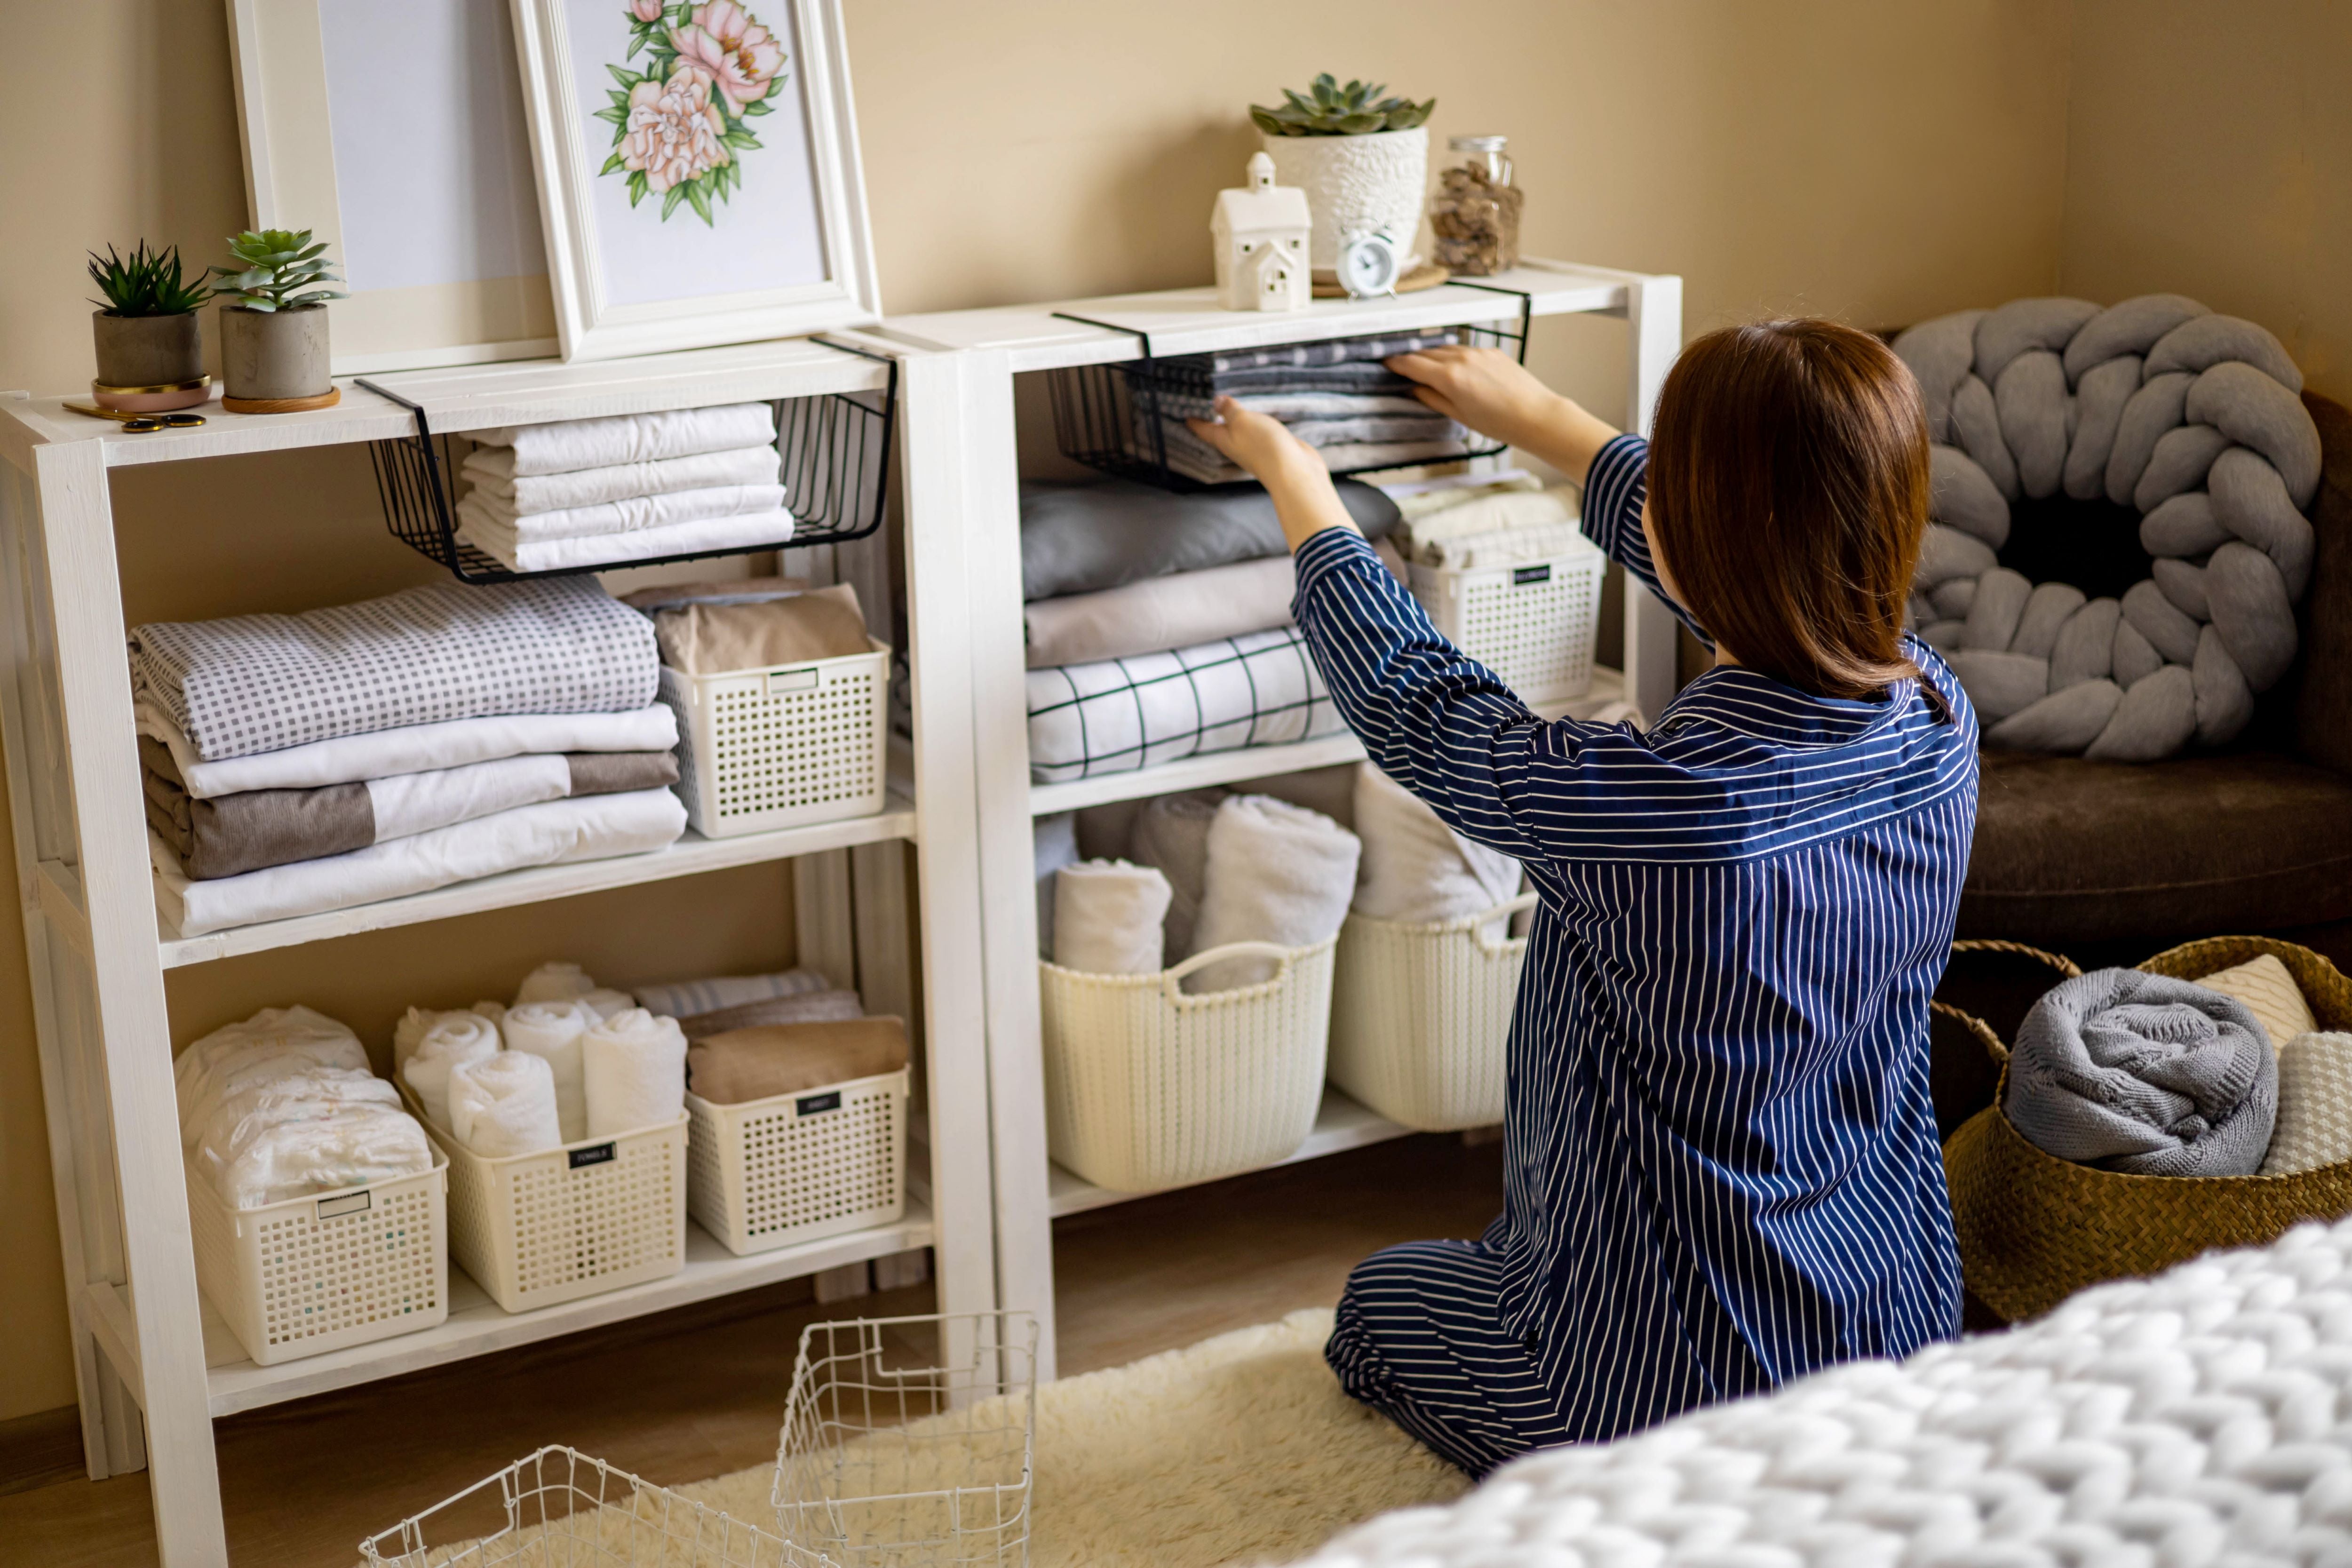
(660, 638, 892, 839)
(1038, 938, 1335, 1193)
(773, 1311, 1039, 1568)
(187, 1150, 449, 1367)
(1329, 892, 1537, 1131)
(360, 1444, 829, 1567)
(401, 1082, 688, 1314)
(687, 1067, 910, 1258)
(1409, 540, 1606, 708)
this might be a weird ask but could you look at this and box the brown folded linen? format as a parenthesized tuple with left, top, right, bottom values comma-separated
(685, 1017, 910, 1105)
(675, 989, 866, 1039)
(655, 583, 871, 674)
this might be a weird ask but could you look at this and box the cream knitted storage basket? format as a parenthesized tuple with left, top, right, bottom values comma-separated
(1039, 938, 1336, 1193)
(187, 1151, 448, 1367)
(659, 637, 891, 839)
(1329, 891, 1536, 1130)
(685, 1067, 909, 1258)
(1409, 542, 1605, 708)
(401, 1083, 687, 1314)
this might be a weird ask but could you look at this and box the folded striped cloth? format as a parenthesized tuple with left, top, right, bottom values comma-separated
(459, 445, 782, 516)
(1144, 328, 1462, 382)
(1026, 626, 1346, 783)
(456, 482, 788, 540)
(1149, 416, 1470, 486)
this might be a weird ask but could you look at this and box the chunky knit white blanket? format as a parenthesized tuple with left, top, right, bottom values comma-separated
(1297, 1216, 2352, 1566)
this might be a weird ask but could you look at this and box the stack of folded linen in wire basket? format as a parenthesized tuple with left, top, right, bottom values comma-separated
(454, 402, 793, 573)
(132, 576, 687, 936)
(1133, 329, 1473, 485)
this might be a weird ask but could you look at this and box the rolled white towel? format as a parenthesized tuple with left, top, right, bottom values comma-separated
(1188, 795, 1361, 992)
(581, 1008, 688, 1136)
(502, 1000, 597, 1141)
(1129, 793, 1221, 960)
(449, 1051, 564, 1158)
(1351, 763, 1522, 925)
(580, 987, 636, 1022)
(399, 1012, 501, 1131)
(1052, 860, 1172, 975)
(515, 961, 597, 1007)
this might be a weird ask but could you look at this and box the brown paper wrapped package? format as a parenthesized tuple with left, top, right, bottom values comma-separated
(655, 583, 871, 674)
(685, 1017, 910, 1105)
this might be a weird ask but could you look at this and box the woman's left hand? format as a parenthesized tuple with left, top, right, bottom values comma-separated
(1184, 397, 1360, 550)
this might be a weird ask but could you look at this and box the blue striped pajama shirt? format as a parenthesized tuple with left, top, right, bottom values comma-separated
(1296, 434, 1976, 1477)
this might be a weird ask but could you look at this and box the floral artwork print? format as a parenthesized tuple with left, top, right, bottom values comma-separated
(596, 1, 787, 225)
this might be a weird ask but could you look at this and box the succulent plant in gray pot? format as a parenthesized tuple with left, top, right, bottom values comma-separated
(212, 229, 346, 405)
(86, 242, 213, 411)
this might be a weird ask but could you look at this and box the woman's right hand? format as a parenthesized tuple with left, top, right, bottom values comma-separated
(1387, 345, 1622, 486)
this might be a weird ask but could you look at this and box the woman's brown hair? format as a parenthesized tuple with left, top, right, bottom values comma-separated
(1645, 318, 1931, 702)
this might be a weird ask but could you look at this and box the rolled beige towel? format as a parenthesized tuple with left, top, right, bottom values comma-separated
(448, 1051, 563, 1158)
(582, 1008, 688, 1136)
(501, 1000, 598, 1141)
(1187, 795, 1360, 992)
(1052, 860, 1171, 975)
(515, 960, 597, 1007)
(399, 1012, 501, 1132)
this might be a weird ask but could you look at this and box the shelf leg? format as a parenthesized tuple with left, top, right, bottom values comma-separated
(1622, 272, 1686, 723)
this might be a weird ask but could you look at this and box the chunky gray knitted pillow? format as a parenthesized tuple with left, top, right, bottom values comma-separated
(1895, 295, 2319, 760)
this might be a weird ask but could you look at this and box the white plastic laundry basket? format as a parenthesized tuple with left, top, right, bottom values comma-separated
(1410, 543, 1606, 707)
(401, 1083, 687, 1314)
(687, 1067, 910, 1258)
(186, 1151, 448, 1367)
(1329, 892, 1538, 1131)
(660, 637, 891, 838)
(1039, 938, 1335, 1193)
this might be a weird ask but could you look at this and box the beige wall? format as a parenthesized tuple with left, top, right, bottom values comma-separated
(1, 0, 2322, 1425)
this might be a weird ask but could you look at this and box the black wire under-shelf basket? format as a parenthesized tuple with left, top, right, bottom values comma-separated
(356, 348, 896, 584)
(1046, 289, 1532, 493)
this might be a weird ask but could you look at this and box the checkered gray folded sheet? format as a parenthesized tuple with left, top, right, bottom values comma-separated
(1025, 627, 1346, 783)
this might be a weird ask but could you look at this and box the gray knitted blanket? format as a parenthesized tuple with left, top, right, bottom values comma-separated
(2004, 967, 2276, 1176)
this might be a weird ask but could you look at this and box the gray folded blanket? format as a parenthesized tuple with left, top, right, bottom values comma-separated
(1021, 478, 1399, 601)
(2005, 968, 2276, 1176)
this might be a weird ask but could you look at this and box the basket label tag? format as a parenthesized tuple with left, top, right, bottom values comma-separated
(316, 1190, 372, 1221)
(568, 1142, 617, 1169)
(764, 667, 822, 697)
(796, 1090, 843, 1117)
(1512, 564, 1553, 586)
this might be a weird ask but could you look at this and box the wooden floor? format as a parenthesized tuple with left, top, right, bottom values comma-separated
(1, 1133, 1503, 1568)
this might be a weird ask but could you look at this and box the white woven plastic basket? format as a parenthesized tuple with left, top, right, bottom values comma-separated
(1409, 544, 1605, 707)
(186, 1150, 448, 1367)
(660, 638, 891, 839)
(1329, 892, 1537, 1131)
(402, 1083, 687, 1314)
(687, 1067, 910, 1258)
(1039, 938, 1335, 1194)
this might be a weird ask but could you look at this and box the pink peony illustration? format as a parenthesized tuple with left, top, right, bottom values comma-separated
(668, 1, 784, 115)
(620, 65, 730, 193)
(628, 0, 663, 20)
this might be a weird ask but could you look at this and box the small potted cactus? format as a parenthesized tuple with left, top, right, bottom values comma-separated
(212, 229, 346, 407)
(1251, 76, 1437, 284)
(86, 242, 213, 412)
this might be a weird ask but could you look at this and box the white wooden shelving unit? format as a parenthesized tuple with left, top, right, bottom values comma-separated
(883, 259, 1683, 1380)
(0, 336, 1003, 1567)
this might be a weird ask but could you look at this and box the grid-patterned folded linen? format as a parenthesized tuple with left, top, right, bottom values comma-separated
(1025, 626, 1345, 783)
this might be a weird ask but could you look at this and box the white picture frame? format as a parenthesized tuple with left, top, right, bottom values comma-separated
(508, 0, 882, 362)
(224, 0, 562, 374)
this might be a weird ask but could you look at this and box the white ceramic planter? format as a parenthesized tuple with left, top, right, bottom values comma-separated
(1260, 126, 1430, 278)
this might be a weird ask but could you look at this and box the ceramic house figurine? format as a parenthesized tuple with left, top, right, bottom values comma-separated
(1212, 152, 1311, 312)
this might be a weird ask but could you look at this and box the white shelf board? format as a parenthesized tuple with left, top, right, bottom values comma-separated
(1027, 667, 1625, 817)
(1047, 1089, 1414, 1218)
(0, 333, 895, 469)
(880, 259, 1644, 374)
(157, 798, 917, 968)
(199, 1204, 933, 1417)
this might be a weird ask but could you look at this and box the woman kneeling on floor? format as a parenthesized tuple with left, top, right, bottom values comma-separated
(1187, 318, 1976, 1478)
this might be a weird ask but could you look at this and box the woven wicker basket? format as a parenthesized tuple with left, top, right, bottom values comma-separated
(1944, 935, 2352, 1323)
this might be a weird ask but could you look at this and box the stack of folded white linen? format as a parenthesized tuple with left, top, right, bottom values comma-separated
(175, 1006, 433, 1209)
(132, 576, 687, 936)
(1383, 469, 1593, 569)
(454, 402, 793, 573)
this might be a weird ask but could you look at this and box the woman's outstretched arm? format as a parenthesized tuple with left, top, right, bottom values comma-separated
(1384, 345, 1622, 486)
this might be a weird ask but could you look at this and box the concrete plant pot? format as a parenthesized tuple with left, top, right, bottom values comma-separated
(1261, 126, 1430, 279)
(90, 311, 208, 410)
(219, 304, 332, 402)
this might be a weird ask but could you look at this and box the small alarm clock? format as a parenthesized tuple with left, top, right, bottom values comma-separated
(1337, 229, 1402, 299)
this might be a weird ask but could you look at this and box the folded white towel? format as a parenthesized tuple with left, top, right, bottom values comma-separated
(2263, 1032, 2352, 1174)
(457, 482, 789, 540)
(1053, 860, 1172, 975)
(460, 508, 795, 574)
(516, 961, 597, 1006)
(1035, 811, 1079, 959)
(449, 1051, 564, 1157)
(1398, 487, 1579, 557)
(632, 968, 832, 1019)
(400, 1012, 501, 1132)
(460, 445, 782, 514)
(1188, 795, 1361, 992)
(581, 1008, 689, 1136)
(202, 1102, 434, 1210)
(1417, 520, 1595, 572)
(174, 1005, 371, 1136)
(501, 1000, 599, 1141)
(1129, 793, 1222, 960)
(581, 987, 635, 1021)
(472, 403, 777, 476)
(1351, 764, 1522, 924)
